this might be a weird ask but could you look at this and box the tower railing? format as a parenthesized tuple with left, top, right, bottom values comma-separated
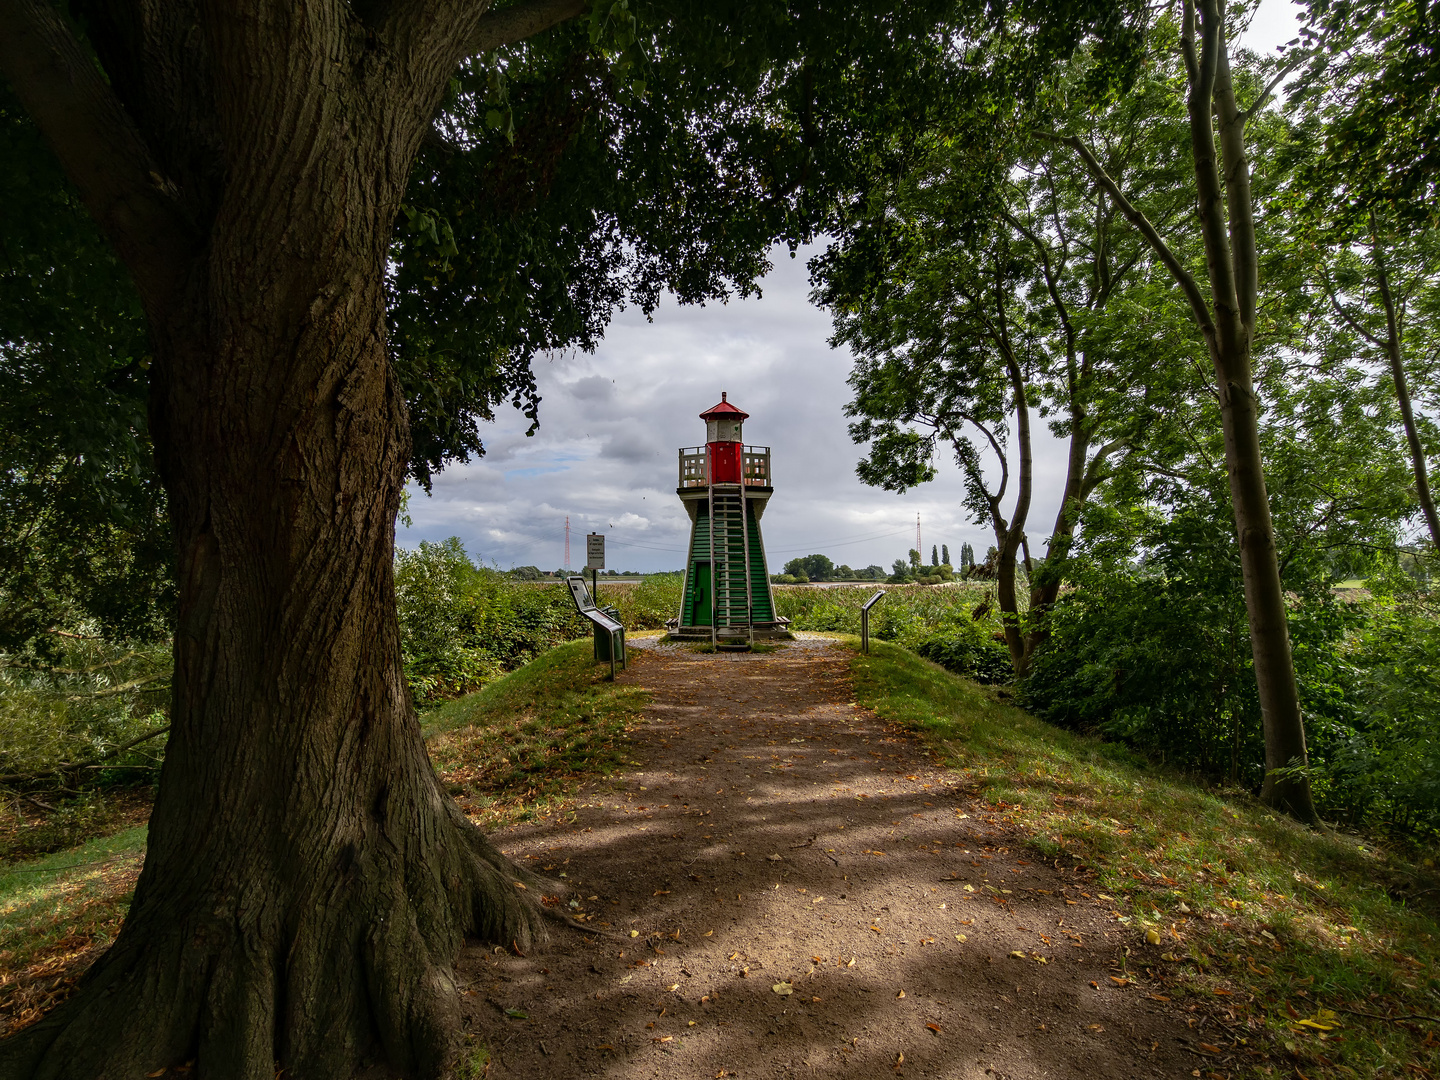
(741, 446, 771, 486)
(678, 445, 772, 487)
(678, 447, 708, 488)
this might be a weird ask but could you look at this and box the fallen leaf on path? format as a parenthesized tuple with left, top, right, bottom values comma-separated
(1010, 951, 1027, 959)
(505, 1008, 528, 1019)
(1146, 929, 1162, 945)
(955, 934, 967, 942)
(629, 930, 639, 937)
(926, 1023, 942, 1035)
(896, 990, 905, 999)
(654, 890, 670, 896)
(772, 982, 794, 996)
(1148, 993, 1171, 1002)
(1109, 976, 1130, 986)
(513, 881, 527, 889)
(870, 925, 883, 934)
(963, 885, 975, 893)
(1198, 1043, 1221, 1054)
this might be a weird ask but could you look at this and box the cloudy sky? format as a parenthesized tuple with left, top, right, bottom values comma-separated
(399, 1, 1304, 574)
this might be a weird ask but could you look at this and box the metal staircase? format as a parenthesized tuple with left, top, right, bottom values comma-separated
(707, 484, 753, 647)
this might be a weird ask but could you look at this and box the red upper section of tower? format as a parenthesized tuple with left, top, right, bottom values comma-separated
(699, 391, 749, 422)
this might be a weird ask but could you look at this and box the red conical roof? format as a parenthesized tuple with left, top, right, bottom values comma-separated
(699, 391, 749, 421)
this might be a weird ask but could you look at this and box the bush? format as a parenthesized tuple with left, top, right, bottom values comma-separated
(396, 539, 586, 704)
(773, 582, 1001, 651)
(0, 635, 171, 791)
(1023, 552, 1440, 837)
(915, 625, 1011, 684)
(396, 544, 684, 705)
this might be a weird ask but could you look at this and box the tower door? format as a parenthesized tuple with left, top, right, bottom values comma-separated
(692, 561, 712, 626)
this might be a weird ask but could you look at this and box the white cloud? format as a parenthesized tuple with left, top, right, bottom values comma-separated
(400, 243, 1074, 573)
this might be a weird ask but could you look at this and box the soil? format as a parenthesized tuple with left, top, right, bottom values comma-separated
(458, 635, 1210, 1080)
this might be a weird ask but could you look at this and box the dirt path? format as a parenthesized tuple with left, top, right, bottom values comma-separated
(457, 637, 1204, 1079)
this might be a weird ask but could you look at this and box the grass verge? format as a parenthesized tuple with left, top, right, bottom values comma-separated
(423, 638, 649, 826)
(0, 640, 646, 1032)
(851, 638, 1440, 1080)
(0, 824, 146, 1035)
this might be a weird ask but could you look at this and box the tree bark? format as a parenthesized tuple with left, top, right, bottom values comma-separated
(1202, 3, 1316, 823)
(1370, 213, 1440, 552)
(992, 351, 1034, 672)
(0, 2, 583, 1076)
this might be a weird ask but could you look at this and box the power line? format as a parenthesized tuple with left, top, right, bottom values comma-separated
(768, 526, 912, 555)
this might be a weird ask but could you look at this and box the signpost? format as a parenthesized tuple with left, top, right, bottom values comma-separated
(587, 533, 605, 601)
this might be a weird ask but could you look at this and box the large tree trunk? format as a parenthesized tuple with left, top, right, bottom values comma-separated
(3, 152, 551, 1080)
(0, 4, 569, 1076)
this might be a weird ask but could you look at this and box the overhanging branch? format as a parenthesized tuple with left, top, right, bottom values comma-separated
(1040, 131, 1217, 344)
(465, 0, 589, 55)
(0, 0, 193, 309)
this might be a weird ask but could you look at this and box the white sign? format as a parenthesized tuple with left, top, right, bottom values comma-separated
(586, 533, 605, 569)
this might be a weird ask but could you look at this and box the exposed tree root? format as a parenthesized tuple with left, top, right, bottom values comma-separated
(0, 800, 553, 1080)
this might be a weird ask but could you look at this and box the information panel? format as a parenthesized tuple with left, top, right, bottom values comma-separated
(586, 532, 605, 570)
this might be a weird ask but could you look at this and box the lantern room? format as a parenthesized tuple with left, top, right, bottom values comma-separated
(702, 392, 747, 484)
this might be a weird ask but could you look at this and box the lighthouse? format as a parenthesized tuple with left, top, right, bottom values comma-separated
(674, 393, 782, 647)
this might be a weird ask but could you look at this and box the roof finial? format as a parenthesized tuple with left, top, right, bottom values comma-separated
(721, 391, 727, 402)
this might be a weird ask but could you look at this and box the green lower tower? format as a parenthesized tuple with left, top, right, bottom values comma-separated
(670, 395, 787, 647)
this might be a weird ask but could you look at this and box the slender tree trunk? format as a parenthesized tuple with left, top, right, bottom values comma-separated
(1058, 0, 1318, 821)
(0, 5, 567, 1076)
(1371, 214, 1440, 551)
(1201, 3, 1317, 823)
(1020, 421, 1089, 671)
(995, 356, 1034, 672)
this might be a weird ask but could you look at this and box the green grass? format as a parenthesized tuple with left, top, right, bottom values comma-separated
(0, 640, 643, 1027)
(0, 824, 146, 978)
(850, 638, 1440, 1080)
(423, 639, 649, 825)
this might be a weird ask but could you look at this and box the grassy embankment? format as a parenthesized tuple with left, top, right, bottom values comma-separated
(9, 631, 1435, 1078)
(852, 637, 1439, 1080)
(0, 639, 649, 1032)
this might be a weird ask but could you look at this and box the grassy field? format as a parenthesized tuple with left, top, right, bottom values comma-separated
(851, 637, 1440, 1080)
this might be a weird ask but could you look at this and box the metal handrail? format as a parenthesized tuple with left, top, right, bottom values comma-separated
(860, 590, 885, 655)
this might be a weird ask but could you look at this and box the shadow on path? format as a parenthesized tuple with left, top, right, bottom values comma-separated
(456, 638, 1206, 1080)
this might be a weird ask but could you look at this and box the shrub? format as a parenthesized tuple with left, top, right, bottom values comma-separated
(915, 624, 1011, 684)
